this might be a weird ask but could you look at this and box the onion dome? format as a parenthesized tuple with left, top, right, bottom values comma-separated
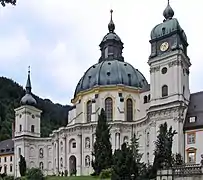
(20, 67, 37, 106)
(74, 10, 148, 97)
(150, 0, 187, 43)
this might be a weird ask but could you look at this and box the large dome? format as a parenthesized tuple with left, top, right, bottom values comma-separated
(74, 10, 148, 97)
(74, 60, 148, 97)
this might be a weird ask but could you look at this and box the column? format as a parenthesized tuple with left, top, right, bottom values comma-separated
(119, 98, 124, 121)
(64, 135, 67, 174)
(77, 133, 82, 176)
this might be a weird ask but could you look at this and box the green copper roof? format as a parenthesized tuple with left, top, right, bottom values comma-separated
(74, 60, 148, 97)
(150, 2, 187, 43)
(151, 18, 187, 42)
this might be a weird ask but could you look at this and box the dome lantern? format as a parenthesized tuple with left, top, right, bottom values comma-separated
(99, 10, 124, 63)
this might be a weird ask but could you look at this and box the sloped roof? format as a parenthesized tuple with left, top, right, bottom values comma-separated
(0, 139, 14, 155)
(184, 91, 203, 130)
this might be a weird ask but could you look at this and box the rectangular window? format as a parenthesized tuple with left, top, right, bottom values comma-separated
(72, 142, 76, 148)
(4, 157, 6, 162)
(10, 156, 12, 162)
(10, 165, 12, 172)
(18, 148, 21, 158)
(105, 47, 108, 58)
(189, 117, 196, 123)
(187, 133, 195, 144)
(188, 152, 196, 163)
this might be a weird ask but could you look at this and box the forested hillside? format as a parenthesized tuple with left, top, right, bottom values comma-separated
(0, 77, 72, 141)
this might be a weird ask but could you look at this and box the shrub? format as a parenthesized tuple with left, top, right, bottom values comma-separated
(14, 177, 26, 180)
(26, 168, 44, 180)
(4, 176, 14, 180)
(64, 170, 68, 177)
(99, 168, 112, 179)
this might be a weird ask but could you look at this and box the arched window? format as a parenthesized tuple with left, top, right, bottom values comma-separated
(19, 125, 22, 132)
(31, 125, 35, 133)
(86, 100, 92, 122)
(126, 98, 133, 122)
(39, 162, 43, 170)
(144, 96, 148, 103)
(162, 85, 168, 97)
(105, 97, 113, 121)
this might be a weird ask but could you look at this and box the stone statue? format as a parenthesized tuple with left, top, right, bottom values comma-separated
(85, 138, 90, 148)
(39, 148, 44, 158)
(85, 156, 90, 167)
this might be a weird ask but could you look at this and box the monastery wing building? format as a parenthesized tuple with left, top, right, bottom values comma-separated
(6, 2, 203, 178)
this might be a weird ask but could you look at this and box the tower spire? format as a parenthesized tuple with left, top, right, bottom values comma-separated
(163, 0, 174, 20)
(26, 66, 32, 94)
(20, 66, 37, 106)
(108, 9, 115, 32)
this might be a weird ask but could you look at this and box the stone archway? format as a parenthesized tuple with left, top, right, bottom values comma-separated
(69, 155, 76, 176)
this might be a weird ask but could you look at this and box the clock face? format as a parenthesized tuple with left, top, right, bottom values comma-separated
(160, 42, 169, 52)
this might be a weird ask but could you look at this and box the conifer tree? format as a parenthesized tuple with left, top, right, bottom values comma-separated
(92, 108, 112, 176)
(112, 134, 144, 180)
(151, 122, 177, 178)
(19, 155, 26, 176)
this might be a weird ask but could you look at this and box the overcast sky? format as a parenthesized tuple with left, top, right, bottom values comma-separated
(0, 0, 203, 105)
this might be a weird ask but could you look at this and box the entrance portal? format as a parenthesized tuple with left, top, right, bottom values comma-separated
(69, 155, 76, 176)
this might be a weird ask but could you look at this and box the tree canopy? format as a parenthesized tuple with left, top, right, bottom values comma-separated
(111, 134, 145, 180)
(1, 0, 16, 7)
(0, 77, 72, 141)
(151, 122, 177, 178)
(92, 108, 112, 176)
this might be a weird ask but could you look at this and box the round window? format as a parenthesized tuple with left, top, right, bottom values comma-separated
(161, 67, 167, 74)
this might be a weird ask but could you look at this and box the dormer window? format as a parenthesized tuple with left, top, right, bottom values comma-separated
(189, 117, 196, 123)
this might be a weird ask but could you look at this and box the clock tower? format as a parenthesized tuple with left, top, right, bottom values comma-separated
(148, 1, 191, 108)
(148, 1, 191, 155)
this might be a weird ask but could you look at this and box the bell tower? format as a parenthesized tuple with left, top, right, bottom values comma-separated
(148, 1, 191, 108)
(14, 67, 42, 138)
(147, 1, 191, 156)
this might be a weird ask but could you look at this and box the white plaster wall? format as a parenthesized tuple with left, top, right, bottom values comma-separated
(149, 51, 190, 108)
(0, 154, 14, 176)
(68, 87, 150, 124)
(14, 137, 52, 177)
(14, 105, 41, 137)
(185, 129, 203, 164)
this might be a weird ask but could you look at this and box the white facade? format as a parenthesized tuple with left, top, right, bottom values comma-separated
(0, 154, 14, 175)
(10, 4, 203, 178)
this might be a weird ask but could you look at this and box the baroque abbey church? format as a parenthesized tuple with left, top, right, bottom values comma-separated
(4, 2, 203, 177)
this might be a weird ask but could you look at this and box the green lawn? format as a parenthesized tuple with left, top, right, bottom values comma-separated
(47, 176, 110, 180)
